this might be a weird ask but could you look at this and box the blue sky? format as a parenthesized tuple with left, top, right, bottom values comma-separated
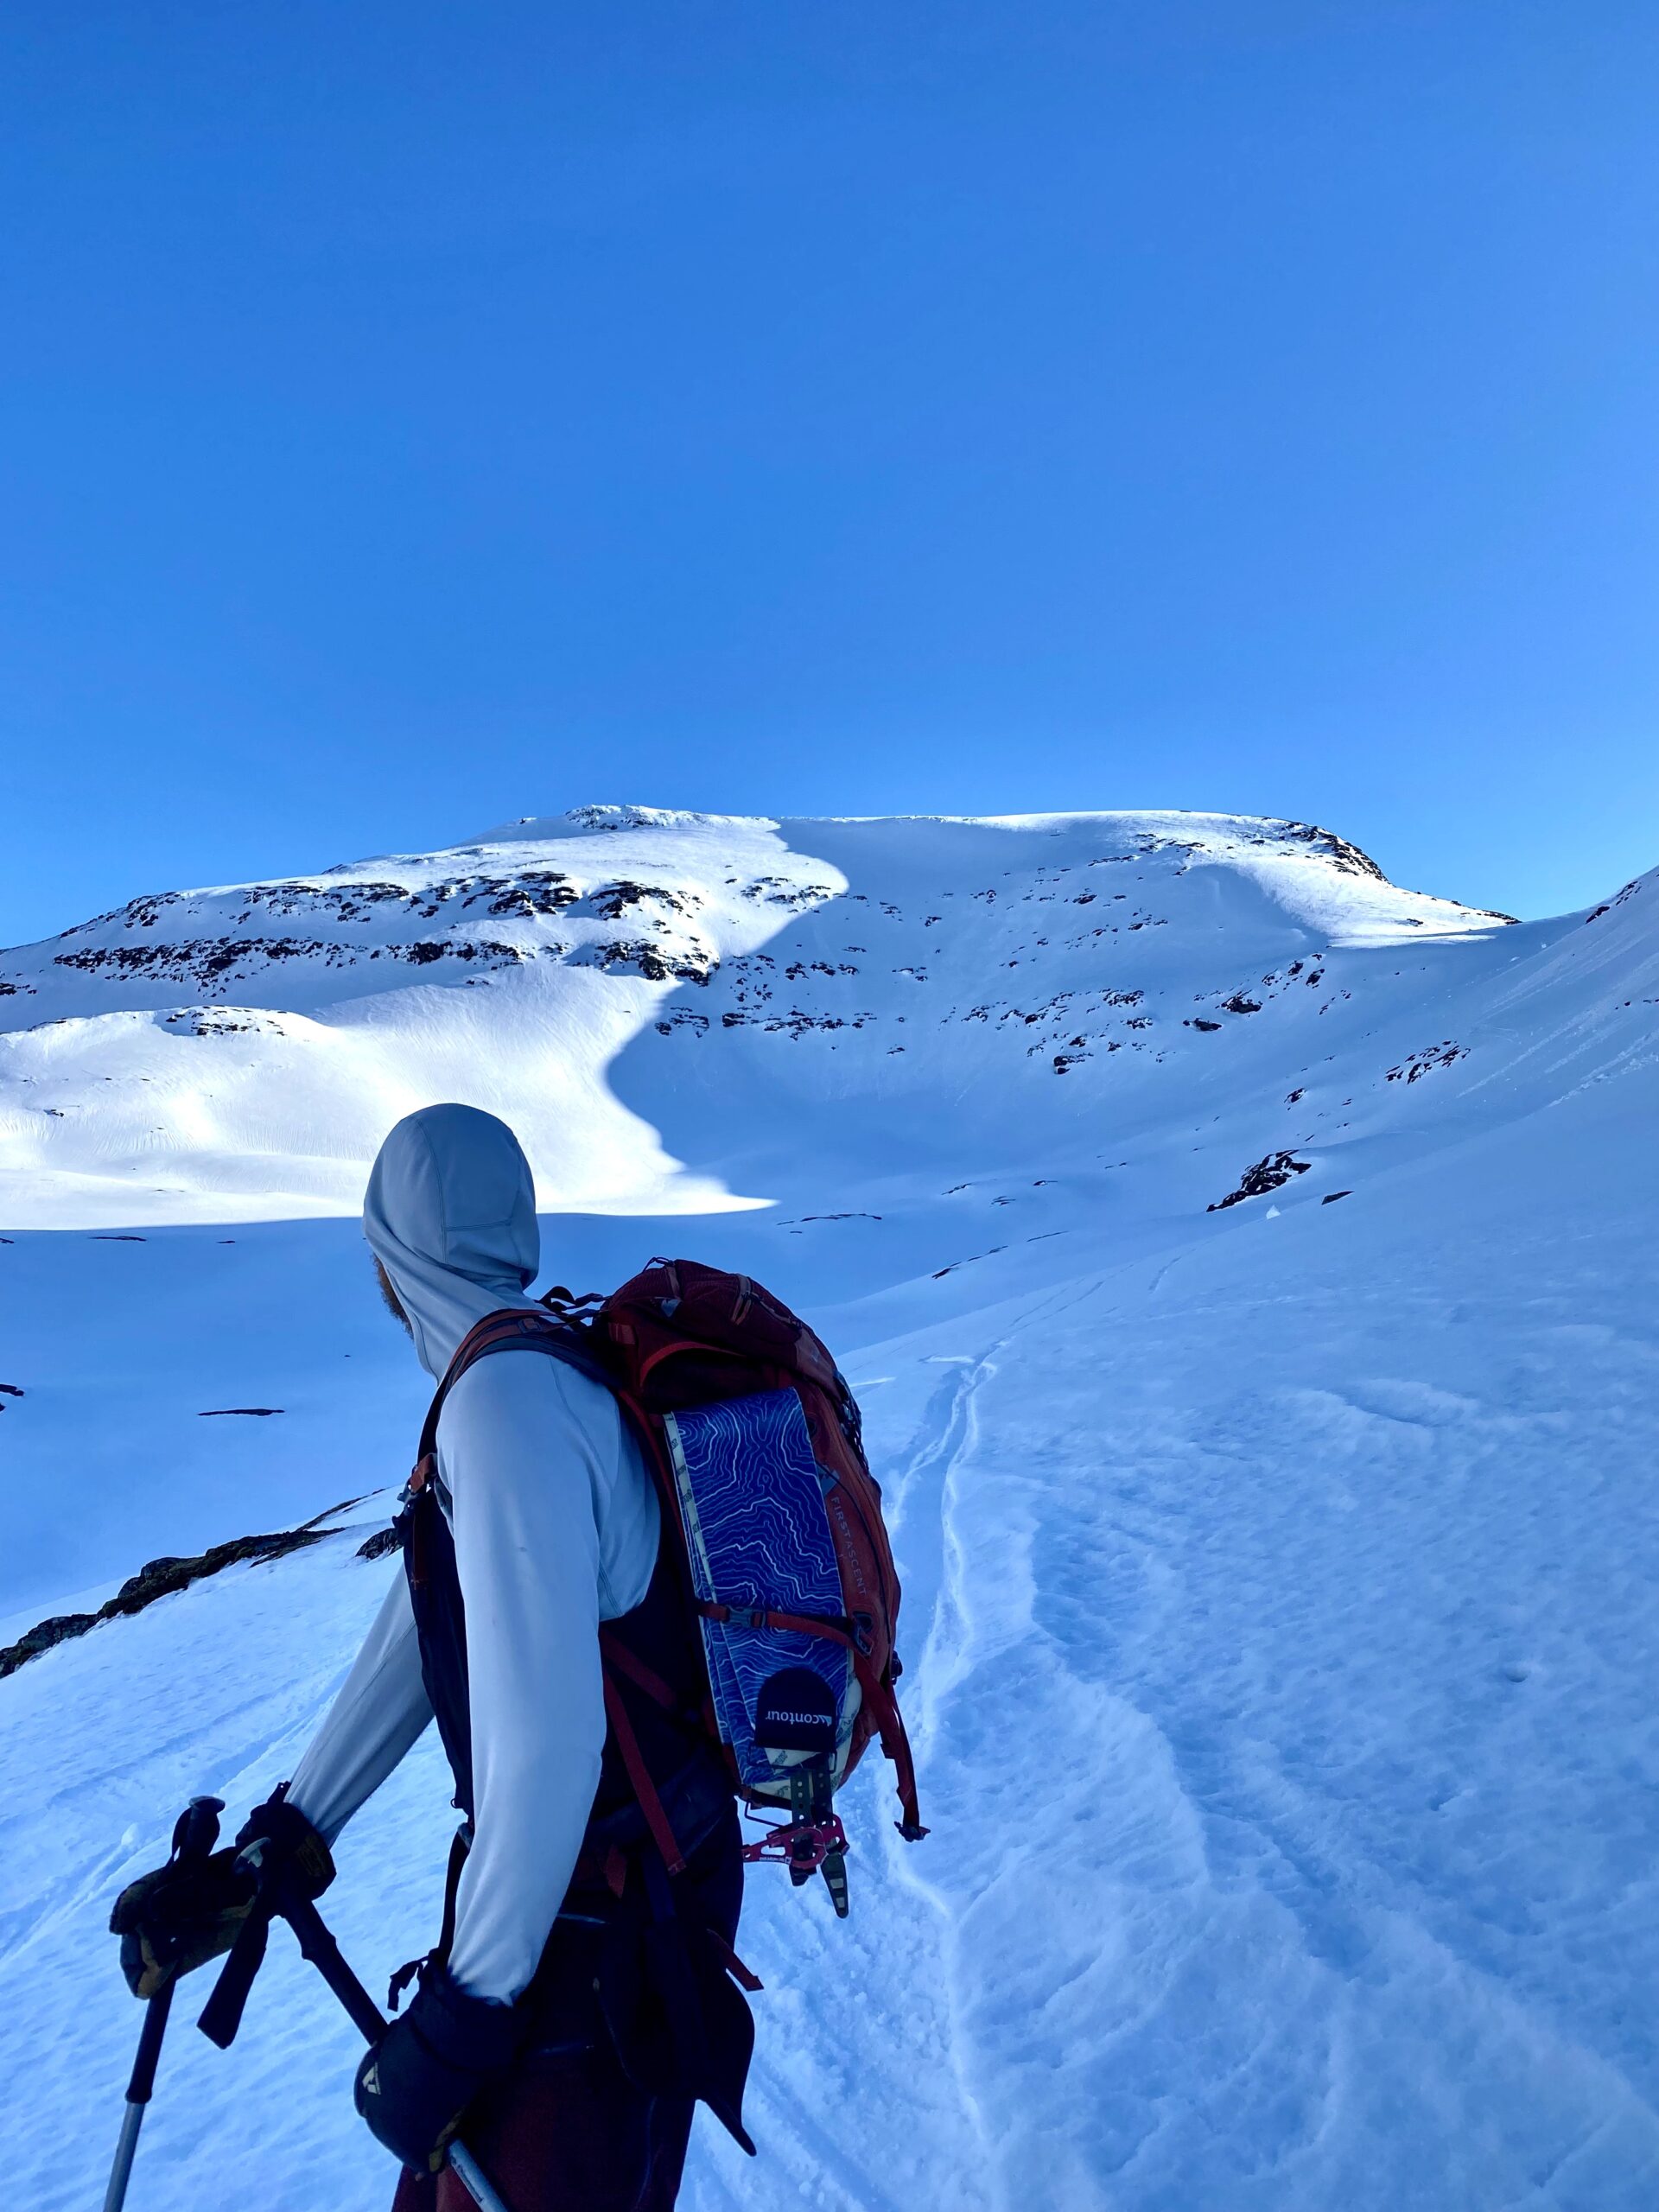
(3, 1, 1656, 942)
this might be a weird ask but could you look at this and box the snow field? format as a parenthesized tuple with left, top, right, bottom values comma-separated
(3, 810, 1658, 2208)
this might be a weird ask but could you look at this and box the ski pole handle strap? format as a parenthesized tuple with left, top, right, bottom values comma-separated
(195, 1897, 271, 2050)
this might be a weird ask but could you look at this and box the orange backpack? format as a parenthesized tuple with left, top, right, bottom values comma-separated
(424, 1260, 925, 1916)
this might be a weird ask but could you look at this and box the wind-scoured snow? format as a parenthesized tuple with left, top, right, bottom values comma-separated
(2, 809, 1656, 2211)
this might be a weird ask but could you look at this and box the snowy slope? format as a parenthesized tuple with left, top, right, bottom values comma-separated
(0, 804, 1506, 1227)
(3, 810, 1658, 2212)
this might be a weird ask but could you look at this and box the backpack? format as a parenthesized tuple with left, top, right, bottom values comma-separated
(405, 1258, 925, 1923)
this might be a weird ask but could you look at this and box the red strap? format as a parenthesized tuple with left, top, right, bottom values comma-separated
(601, 1668, 688, 1875)
(690, 1610, 929, 1831)
(695, 1601, 857, 1646)
(414, 1308, 604, 1476)
(597, 1628, 682, 1714)
(853, 1649, 928, 1840)
(708, 1929, 764, 1993)
(693, 1602, 926, 1838)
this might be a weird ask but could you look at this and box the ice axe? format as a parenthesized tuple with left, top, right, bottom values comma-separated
(102, 1795, 224, 2212)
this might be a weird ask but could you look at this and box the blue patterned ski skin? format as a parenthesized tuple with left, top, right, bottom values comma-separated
(664, 1388, 853, 1792)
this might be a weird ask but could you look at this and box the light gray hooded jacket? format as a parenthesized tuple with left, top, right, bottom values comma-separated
(287, 1104, 660, 2003)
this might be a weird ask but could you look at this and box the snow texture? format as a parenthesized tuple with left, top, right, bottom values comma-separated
(2, 807, 1658, 2210)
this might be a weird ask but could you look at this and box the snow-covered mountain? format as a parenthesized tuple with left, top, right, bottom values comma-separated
(3, 808, 1659, 2212)
(1, 804, 1516, 1227)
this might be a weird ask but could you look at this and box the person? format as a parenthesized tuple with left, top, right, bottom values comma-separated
(118, 1103, 749, 2210)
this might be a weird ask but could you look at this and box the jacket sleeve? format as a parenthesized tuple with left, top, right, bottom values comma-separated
(440, 1353, 618, 2005)
(285, 1568, 434, 1847)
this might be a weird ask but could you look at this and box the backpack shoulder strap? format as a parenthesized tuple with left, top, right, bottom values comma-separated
(410, 1308, 615, 1490)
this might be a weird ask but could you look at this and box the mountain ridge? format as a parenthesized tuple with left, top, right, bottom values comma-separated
(0, 805, 1533, 1229)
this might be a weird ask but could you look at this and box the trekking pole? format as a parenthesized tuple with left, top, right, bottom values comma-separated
(278, 1891, 512, 2212)
(200, 1868, 509, 2212)
(195, 1840, 509, 2212)
(102, 1796, 224, 2212)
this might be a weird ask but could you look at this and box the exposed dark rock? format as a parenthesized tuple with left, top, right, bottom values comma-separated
(356, 1525, 404, 1562)
(198, 1407, 283, 1417)
(931, 1245, 1008, 1279)
(2, 1613, 100, 1671)
(1274, 822, 1388, 880)
(741, 876, 836, 910)
(586, 939, 713, 985)
(0, 1524, 329, 1680)
(54, 931, 524, 990)
(384, 939, 521, 968)
(163, 1008, 279, 1037)
(588, 880, 695, 920)
(1208, 1152, 1312, 1212)
(566, 804, 659, 833)
(55, 938, 337, 982)
(1386, 1042, 1466, 1084)
(477, 871, 578, 916)
(1322, 1191, 1353, 1205)
(1220, 994, 1262, 1015)
(1585, 878, 1643, 925)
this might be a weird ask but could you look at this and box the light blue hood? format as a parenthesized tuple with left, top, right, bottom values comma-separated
(363, 1103, 542, 1379)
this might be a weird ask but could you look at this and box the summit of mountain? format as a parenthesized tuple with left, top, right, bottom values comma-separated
(0, 806, 1531, 1228)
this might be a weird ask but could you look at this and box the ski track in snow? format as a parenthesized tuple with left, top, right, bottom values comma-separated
(3, 810, 1659, 2209)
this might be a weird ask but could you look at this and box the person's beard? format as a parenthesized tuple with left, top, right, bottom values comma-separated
(373, 1255, 413, 1337)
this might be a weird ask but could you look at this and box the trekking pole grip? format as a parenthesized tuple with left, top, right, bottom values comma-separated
(103, 1797, 224, 2212)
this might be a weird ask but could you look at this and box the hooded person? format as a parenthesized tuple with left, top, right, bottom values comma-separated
(174, 1104, 747, 2209)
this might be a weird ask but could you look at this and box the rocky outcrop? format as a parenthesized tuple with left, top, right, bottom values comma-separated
(1208, 1152, 1312, 1212)
(0, 1499, 383, 1680)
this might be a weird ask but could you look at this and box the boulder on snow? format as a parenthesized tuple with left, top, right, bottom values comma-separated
(1208, 1152, 1312, 1212)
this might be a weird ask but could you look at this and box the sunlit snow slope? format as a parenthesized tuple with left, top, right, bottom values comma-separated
(0, 803, 1503, 1227)
(3, 808, 1658, 2212)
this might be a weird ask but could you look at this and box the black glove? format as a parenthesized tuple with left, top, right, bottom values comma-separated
(233, 1789, 335, 1904)
(110, 1789, 334, 1999)
(111, 1846, 254, 1998)
(354, 1963, 526, 2174)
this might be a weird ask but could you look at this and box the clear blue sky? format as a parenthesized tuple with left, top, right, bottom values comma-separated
(3, 1, 1656, 943)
